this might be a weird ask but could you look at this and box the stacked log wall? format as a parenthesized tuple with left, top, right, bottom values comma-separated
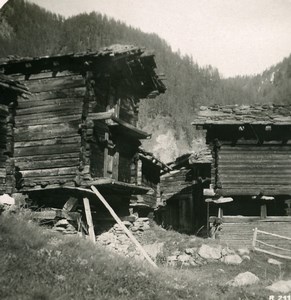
(12, 72, 86, 189)
(0, 106, 9, 194)
(217, 144, 291, 196)
(160, 168, 195, 233)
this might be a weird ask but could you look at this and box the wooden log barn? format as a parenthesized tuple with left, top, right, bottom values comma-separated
(156, 148, 212, 234)
(0, 45, 166, 231)
(192, 104, 291, 250)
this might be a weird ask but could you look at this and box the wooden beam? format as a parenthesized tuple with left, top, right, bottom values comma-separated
(110, 116, 150, 139)
(90, 185, 158, 268)
(31, 210, 80, 221)
(83, 197, 96, 243)
(103, 132, 109, 177)
(88, 111, 114, 121)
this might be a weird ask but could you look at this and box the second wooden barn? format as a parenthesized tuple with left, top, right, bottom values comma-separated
(0, 45, 166, 230)
(193, 104, 291, 252)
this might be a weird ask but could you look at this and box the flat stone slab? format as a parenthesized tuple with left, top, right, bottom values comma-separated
(227, 272, 260, 287)
(266, 280, 291, 293)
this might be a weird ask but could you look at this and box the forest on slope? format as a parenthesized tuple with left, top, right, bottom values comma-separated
(0, 0, 291, 161)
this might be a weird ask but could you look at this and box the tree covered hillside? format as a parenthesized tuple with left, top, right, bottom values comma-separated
(0, 0, 290, 161)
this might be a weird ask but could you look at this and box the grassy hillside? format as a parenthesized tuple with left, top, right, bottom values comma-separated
(1, 212, 290, 300)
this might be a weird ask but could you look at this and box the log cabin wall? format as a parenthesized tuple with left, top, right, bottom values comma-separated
(193, 105, 291, 242)
(11, 71, 86, 190)
(217, 144, 291, 196)
(0, 105, 9, 194)
(0, 76, 28, 194)
(131, 158, 161, 209)
(0, 45, 166, 200)
(159, 168, 194, 233)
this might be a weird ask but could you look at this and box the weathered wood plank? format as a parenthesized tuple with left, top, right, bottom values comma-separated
(15, 115, 82, 126)
(17, 97, 83, 110)
(20, 166, 78, 178)
(32, 210, 80, 221)
(17, 87, 86, 102)
(10, 70, 80, 81)
(15, 152, 80, 162)
(16, 101, 83, 116)
(22, 175, 77, 184)
(15, 109, 83, 123)
(15, 124, 79, 142)
(16, 158, 80, 170)
(14, 136, 81, 148)
(83, 197, 96, 243)
(14, 143, 80, 157)
(24, 76, 85, 93)
(220, 187, 291, 196)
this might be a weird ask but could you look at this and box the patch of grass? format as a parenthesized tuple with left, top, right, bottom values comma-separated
(0, 213, 290, 300)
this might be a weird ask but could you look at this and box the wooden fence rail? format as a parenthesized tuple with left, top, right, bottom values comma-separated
(252, 228, 291, 260)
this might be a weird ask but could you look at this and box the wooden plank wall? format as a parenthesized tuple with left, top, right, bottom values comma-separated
(160, 168, 195, 233)
(161, 168, 193, 202)
(13, 72, 86, 189)
(218, 145, 291, 195)
(0, 106, 8, 194)
(218, 221, 291, 250)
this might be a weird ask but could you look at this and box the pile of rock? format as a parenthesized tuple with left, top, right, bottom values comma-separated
(166, 244, 250, 268)
(52, 219, 77, 235)
(130, 217, 150, 233)
(96, 217, 151, 259)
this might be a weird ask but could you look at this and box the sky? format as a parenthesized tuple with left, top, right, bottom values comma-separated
(1, 0, 291, 78)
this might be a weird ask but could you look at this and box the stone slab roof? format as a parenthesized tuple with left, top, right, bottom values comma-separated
(192, 104, 291, 126)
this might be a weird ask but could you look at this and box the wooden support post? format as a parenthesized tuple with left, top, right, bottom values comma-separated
(206, 201, 210, 236)
(90, 185, 158, 268)
(112, 150, 119, 180)
(83, 197, 96, 243)
(137, 159, 142, 185)
(252, 227, 258, 249)
(260, 203, 267, 219)
(103, 132, 109, 177)
(218, 207, 223, 218)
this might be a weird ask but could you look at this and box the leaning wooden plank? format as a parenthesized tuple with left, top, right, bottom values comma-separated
(90, 185, 158, 268)
(83, 197, 96, 243)
(63, 197, 78, 212)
